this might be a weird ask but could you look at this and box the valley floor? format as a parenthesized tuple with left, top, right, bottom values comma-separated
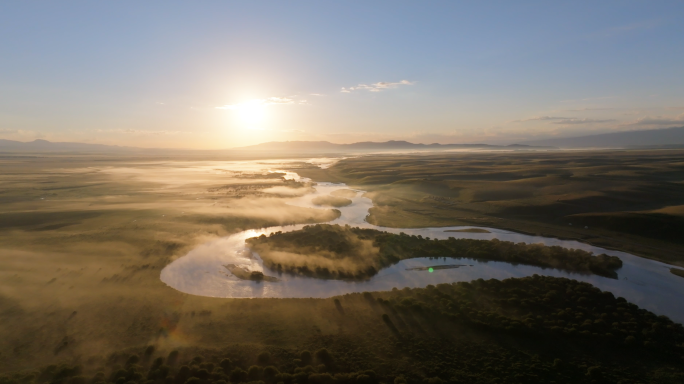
(1, 151, 683, 384)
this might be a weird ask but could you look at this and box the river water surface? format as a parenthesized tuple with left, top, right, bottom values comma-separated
(161, 163, 684, 323)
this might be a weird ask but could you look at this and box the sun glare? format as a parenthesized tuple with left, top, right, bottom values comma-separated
(236, 100, 266, 126)
(217, 99, 270, 130)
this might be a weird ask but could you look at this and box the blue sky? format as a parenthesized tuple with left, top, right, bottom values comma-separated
(1, 1, 683, 148)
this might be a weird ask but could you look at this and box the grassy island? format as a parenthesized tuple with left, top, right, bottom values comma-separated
(671, 268, 684, 279)
(246, 224, 623, 280)
(224, 264, 279, 282)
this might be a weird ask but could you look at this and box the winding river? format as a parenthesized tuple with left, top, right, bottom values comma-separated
(161, 163, 684, 323)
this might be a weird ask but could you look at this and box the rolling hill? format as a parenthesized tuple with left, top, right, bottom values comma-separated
(522, 126, 684, 148)
(0, 139, 136, 152)
(234, 140, 552, 152)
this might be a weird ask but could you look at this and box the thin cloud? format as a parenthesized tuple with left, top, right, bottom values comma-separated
(512, 116, 617, 125)
(341, 80, 414, 93)
(0, 128, 40, 139)
(123, 129, 184, 135)
(96, 129, 186, 135)
(563, 107, 618, 112)
(512, 116, 572, 123)
(551, 118, 616, 125)
(560, 96, 614, 103)
(264, 97, 295, 105)
(626, 114, 684, 127)
(592, 19, 662, 39)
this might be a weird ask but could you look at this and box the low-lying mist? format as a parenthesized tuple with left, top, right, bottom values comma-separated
(0, 156, 340, 372)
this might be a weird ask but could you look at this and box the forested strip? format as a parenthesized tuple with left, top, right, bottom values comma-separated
(4, 276, 682, 384)
(247, 224, 623, 280)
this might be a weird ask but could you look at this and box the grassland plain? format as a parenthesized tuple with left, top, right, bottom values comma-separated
(0, 154, 339, 373)
(1, 152, 683, 384)
(2, 276, 683, 384)
(291, 150, 684, 266)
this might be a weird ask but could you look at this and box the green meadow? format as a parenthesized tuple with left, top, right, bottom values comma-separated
(295, 150, 684, 266)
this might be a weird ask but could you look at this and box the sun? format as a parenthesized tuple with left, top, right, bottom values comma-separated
(216, 98, 272, 132)
(235, 100, 266, 127)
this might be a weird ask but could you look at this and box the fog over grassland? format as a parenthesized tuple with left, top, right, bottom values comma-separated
(0, 155, 339, 372)
(1, 151, 683, 384)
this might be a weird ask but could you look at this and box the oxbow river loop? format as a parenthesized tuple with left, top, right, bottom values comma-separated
(161, 168, 684, 323)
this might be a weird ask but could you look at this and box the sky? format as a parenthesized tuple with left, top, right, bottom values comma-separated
(1, 1, 684, 149)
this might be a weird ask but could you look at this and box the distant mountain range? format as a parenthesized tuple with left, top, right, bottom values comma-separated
(521, 126, 684, 148)
(2, 126, 684, 153)
(0, 139, 139, 152)
(0, 138, 551, 153)
(234, 140, 550, 152)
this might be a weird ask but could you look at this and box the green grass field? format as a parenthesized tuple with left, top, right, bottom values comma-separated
(292, 150, 684, 266)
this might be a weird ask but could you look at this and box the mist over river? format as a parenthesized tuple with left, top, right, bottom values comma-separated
(161, 162, 684, 323)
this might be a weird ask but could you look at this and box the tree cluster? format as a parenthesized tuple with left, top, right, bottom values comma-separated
(1, 276, 683, 384)
(247, 224, 623, 280)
